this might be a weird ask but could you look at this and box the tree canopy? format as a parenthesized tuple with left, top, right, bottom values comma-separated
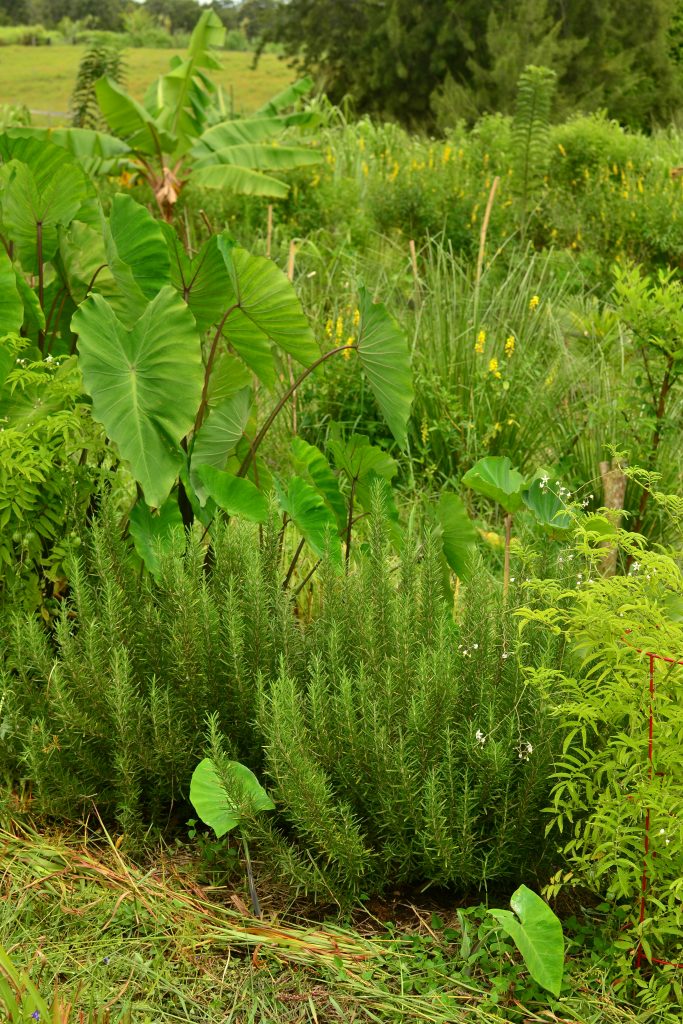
(263, 0, 683, 128)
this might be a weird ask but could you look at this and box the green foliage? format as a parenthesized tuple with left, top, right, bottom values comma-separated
(488, 885, 564, 996)
(190, 756, 274, 838)
(0, 337, 105, 612)
(71, 42, 125, 129)
(0, 500, 564, 897)
(511, 65, 556, 233)
(267, 0, 683, 130)
(519, 489, 683, 965)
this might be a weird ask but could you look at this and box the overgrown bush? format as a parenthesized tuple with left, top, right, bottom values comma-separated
(0, 499, 568, 900)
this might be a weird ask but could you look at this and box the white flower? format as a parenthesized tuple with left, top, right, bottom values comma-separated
(473, 643, 479, 650)
(475, 730, 486, 746)
(631, 561, 640, 572)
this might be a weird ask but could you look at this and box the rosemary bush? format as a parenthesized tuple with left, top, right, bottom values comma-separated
(1, 499, 567, 898)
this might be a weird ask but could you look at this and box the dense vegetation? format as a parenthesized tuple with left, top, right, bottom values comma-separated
(1, 7, 683, 1022)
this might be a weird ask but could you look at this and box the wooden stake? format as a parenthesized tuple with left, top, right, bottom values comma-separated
(409, 239, 420, 297)
(474, 175, 500, 322)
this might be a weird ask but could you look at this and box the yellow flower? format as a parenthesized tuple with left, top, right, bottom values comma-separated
(558, 143, 567, 157)
(389, 160, 399, 181)
(361, 161, 369, 177)
(488, 357, 501, 379)
(352, 308, 360, 327)
(505, 335, 515, 358)
(342, 339, 354, 360)
(325, 319, 333, 338)
(529, 295, 540, 311)
(475, 329, 486, 354)
(420, 419, 429, 445)
(335, 316, 344, 341)
(442, 145, 452, 164)
(311, 173, 320, 187)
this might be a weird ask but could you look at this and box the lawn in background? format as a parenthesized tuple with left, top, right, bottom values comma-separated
(0, 45, 294, 123)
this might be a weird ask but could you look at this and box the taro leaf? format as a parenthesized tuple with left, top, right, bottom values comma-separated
(166, 230, 229, 334)
(328, 433, 398, 485)
(0, 136, 91, 272)
(488, 885, 564, 997)
(291, 436, 347, 530)
(195, 465, 268, 523)
(219, 238, 319, 369)
(13, 270, 45, 333)
(0, 247, 23, 334)
(190, 757, 275, 839)
(275, 475, 342, 564)
(436, 492, 476, 579)
(72, 286, 203, 508)
(104, 194, 171, 326)
(0, 339, 13, 391)
(128, 494, 185, 577)
(207, 352, 252, 404)
(522, 479, 572, 537)
(462, 456, 526, 514)
(95, 77, 174, 155)
(191, 386, 251, 476)
(356, 287, 413, 449)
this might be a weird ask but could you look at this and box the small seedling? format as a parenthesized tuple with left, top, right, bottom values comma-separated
(189, 757, 275, 917)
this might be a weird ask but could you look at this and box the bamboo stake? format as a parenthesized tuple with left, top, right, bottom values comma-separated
(473, 175, 500, 324)
(409, 238, 420, 299)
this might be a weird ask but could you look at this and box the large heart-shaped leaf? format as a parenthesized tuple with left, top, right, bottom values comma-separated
(220, 239, 319, 369)
(0, 248, 22, 334)
(435, 492, 476, 580)
(0, 135, 91, 271)
(291, 437, 347, 530)
(191, 386, 251, 477)
(276, 475, 342, 564)
(328, 433, 398, 485)
(356, 287, 413, 448)
(190, 757, 275, 838)
(128, 494, 185, 577)
(522, 479, 572, 537)
(104, 194, 171, 326)
(462, 456, 526, 514)
(489, 885, 564, 997)
(195, 465, 268, 523)
(72, 286, 203, 507)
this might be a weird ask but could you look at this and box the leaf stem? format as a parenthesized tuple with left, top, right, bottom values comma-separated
(237, 345, 355, 478)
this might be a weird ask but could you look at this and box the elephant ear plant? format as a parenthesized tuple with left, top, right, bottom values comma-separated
(190, 719, 275, 918)
(463, 456, 571, 595)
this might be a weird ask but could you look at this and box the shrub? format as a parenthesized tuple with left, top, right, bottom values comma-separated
(1, 500, 567, 900)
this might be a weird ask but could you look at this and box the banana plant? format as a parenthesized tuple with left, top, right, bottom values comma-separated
(15, 11, 321, 222)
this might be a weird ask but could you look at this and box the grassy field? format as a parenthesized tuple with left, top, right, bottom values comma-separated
(0, 45, 294, 122)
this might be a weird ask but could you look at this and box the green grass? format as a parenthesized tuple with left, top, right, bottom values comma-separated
(0, 45, 294, 122)
(0, 826, 671, 1024)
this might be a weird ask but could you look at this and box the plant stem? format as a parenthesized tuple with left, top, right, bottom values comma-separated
(503, 513, 513, 599)
(193, 305, 238, 435)
(240, 834, 262, 919)
(237, 345, 353, 478)
(36, 220, 44, 353)
(282, 537, 305, 591)
(345, 476, 357, 571)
